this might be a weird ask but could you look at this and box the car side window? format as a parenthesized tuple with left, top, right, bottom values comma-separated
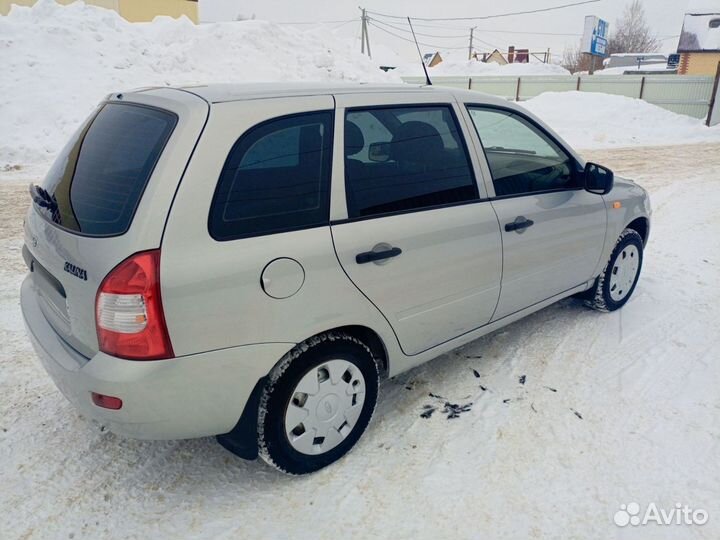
(209, 111, 333, 240)
(344, 105, 478, 218)
(467, 107, 579, 197)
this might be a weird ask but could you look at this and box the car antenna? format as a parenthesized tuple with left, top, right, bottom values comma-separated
(407, 17, 432, 86)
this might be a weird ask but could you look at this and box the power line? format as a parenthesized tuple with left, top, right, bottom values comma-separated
(367, 21, 469, 50)
(396, 20, 472, 30)
(373, 17, 584, 38)
(329, 19, 357, 31)
(368, 18, 504, 54)
(369, 17, 469, 39)
(275, 19, 356, 25)
(368, 17, 504, 51)
(475, 28, 583, 36)
(472, 36, 505, 50)
(389, 20, 480, 31)
(366, 0, 601, 22)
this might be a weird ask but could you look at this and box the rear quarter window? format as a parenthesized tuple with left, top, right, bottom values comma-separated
(208, 111, 333, 241)
(35, 103, 177, 236)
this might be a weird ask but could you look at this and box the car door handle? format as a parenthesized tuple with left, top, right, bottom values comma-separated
(356, 247, 402, 264)
(505, 217, 535, 232)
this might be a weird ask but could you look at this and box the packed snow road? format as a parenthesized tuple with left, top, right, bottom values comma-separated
(1, 144, 719, 540)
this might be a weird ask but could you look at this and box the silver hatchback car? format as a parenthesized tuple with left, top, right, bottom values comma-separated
(21, 83, 651, 474)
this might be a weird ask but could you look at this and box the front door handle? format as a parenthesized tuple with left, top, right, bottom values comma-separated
(356, 246, 402, 264)
(505, 217, 535, 232)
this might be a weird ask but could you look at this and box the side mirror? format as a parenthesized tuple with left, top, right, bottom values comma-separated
(368, 142, 391, 162)
(584, 162, 614, 195)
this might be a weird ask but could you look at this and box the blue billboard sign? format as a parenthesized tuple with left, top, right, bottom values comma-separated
(582, 16, 609, 56)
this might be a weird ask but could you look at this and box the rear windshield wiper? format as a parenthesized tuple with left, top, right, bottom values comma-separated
(485, 146, 537, 155)
(29, 183, 61, 225)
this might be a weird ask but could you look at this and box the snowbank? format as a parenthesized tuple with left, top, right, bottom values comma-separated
(523, 91, 720, 149)
(0, 0, 397, 175)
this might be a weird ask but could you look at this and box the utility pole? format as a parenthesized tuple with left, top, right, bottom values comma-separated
(468, 27, 475, 60)
(360, 8, 365, 55)
(365, 12, 372, 59)
(360, 8, 371, 59)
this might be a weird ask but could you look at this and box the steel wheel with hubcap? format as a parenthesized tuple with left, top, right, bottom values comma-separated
(608, 244, 640, 302)
(258, 333, 379, 474)
(285, 359, 366, 455)
(586, 228, 644, 312)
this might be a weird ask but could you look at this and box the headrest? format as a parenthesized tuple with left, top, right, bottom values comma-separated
(390, 121, 444, 162)
(344, 121, 365, 155)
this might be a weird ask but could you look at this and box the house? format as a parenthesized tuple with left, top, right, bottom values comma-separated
(0, 0, 199, 23)
(677, 12, 720, 75)
(422, 52, 443, 67)
(480, 49, 508, 65)
(477, 47, 530, 65)
(508, 46, 529, 64)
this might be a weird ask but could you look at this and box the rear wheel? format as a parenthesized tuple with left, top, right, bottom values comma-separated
(586, 228, 643, 312)
(258, 333, 379, 475)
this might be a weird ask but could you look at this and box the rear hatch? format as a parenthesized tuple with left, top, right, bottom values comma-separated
(23, 89, 208, 359)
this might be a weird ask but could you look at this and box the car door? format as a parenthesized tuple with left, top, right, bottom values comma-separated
(462, 105, 607, 321)
(330, 92, 502, 356)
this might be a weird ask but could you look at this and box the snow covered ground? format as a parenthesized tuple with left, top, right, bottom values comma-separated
(523, 92, 720, 149)
(2, 143, 719, 539)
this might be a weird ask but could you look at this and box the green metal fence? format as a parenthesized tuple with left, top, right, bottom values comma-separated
(401, 74, 717, 121)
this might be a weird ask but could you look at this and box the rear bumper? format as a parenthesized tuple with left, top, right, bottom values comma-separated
(21, 275, 292, 440)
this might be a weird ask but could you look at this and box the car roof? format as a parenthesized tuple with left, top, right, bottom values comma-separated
(172, 82, 434, 103)
(120, 82, 583, 166)
(128, 82, 514, 109)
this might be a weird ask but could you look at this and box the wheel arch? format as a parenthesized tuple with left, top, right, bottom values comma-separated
(625, 216, 649, 246)
(306, 325, 390, 378)
(267, 325, 390, 382)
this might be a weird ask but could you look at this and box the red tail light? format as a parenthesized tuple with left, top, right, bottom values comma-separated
(95, 250, 174, 360)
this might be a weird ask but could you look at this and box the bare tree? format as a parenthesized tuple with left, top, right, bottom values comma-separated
(562, 44, 591, 73)
(562, 0, 660, 74)
(606, 0, 660, 54)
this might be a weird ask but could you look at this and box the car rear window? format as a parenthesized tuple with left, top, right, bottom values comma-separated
(34, 103, 177, 236)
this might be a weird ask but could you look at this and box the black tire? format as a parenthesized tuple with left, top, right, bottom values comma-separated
(586, 228, 644, 312)
(257, 332, 379, 475)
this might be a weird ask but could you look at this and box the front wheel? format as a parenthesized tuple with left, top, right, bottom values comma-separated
(257, 333, 379, 475)
(586, 228, 644, 312)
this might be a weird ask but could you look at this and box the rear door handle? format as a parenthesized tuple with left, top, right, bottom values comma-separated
(356, 246, 402, 264)
(505, 217, 535, 232)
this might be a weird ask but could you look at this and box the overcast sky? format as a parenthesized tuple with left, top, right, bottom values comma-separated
(200, 0, 720, 63)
